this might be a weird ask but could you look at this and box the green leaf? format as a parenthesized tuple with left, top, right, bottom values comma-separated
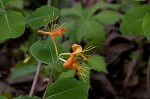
(0, 96, 7, 99)
(30, 40, 68, 64)
(120, 0, 140, 13)
(10, 58, 36, 79)
(77, 20, 106, 41)
(0, 0, 10, 8)
(120, 5, 150, 35)
(0, 38, 8, 43)
(10, 65, 36, 79)
(7, 0, 24, 9)
(44, 77, 89, 99)
(58, 70, 75, 80)
(77, 20, 106, 49)
(13, 96, 40, 99)
(86, 1, 119, 19)
(93, 10, 123, 25)
(27, 33, 38, 51)
(142, 13, 150, 42)
(26, 6, 60, 29)
(61, 3, 84, 20)
(87, 55, 107, 73)
(63, 20, 78, 42)
(0, 10, 25, 41)
(79, 62, 90, 83)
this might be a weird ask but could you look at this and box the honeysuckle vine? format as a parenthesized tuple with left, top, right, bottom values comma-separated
(36, 14, 96, 82)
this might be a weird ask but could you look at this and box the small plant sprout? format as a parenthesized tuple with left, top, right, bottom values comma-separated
(59, 44, 96, 61)
(37, 12, 67, 56)
(60, 54, 90, 82)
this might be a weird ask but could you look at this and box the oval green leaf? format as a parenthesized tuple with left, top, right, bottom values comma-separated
(120, 5, 150, 35)
(44, 77, 89, 99)
(0, 10, 25, 41)
(30, 40, 68, 64)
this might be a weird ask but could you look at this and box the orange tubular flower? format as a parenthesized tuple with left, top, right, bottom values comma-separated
(72, 44, 96, 61)
(37, 28, 67, 57)
(37, 27, 67, 37)
(51, 28, 67, 36)
(63, 54, 86, 79)
(37, 17, 67, 57)
(63, 54, 78, 70)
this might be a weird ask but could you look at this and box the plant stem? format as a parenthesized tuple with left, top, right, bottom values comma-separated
(29, 62, 42, 97)
(52, 36, 58, 57)
(42, 67, 55, 99)
(47, 0, 51, 6)
(29, 0, 54, 97)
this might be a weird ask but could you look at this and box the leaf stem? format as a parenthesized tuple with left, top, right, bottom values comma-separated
(47, 0, 51, 6)
(28, 0, 53, 97)
(42, 67, 55, 99)
(29, 62, 42, 97)
(52, 36, 58, 57)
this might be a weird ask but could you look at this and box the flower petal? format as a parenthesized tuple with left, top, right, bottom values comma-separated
(63, 54, 78, 70)
(37, 30, 51, 35)
(72, 44, 83, 54)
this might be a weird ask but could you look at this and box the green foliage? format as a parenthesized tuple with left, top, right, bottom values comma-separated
(61, 2, 122, 49)
(87, 55, 107, 73)
(27, 32, 38, 51)
(120, 5, 150, 35)
(58, 70, 75, 80)
(120, 0, 140, 13)
(0, 96, 7, 99)
(13, 96, 40, 99)
(10, 66, 36, 79)
(10, 60, 37, 79)
(30, 40, 68, 64)
(77, 20, 106, 45)
(0, 0, 10, 8)
(40, 65, 62, 79)
(26, 6, 60, 29)
(7, 0, 24, 9)
(79, 62, 91, 83)
(86, 1, 119, 19)
(0, 0, 25, 41)
(142, 13, 150, 42)
(44, 77, 89, 99)
(92, 10, 123, 25)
